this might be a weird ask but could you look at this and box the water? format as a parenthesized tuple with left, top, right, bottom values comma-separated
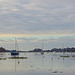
(0, 52, 75, 75)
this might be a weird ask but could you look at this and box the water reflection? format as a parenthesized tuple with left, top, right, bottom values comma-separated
(0, 58, 6, 60)
(0, 53, 6, 58)
(8, 57, 27, 59)
(0, 52, 75, 75)
(0, 53, 6, 60)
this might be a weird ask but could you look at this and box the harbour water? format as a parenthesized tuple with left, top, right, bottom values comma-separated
(0, 52, 75, 75)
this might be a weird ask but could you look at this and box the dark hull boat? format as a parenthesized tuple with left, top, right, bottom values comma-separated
(11, 50, 19, 55)
(41, 51, 44, 54)
(11, 38, 19, 56)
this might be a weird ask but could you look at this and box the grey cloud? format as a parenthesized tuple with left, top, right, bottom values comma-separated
(17, 36, 75, 44)
(0, 39, 6, 42)
(0, 0, 75, 34)
(1, 0, 75, 50)
(16, 36, 75, 50)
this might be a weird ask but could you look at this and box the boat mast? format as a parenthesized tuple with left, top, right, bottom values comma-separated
(15, 38, 17, 50)
(15, 38, 19, 51)
(62, 43, 65, 54)
(42, 43, 44, 51)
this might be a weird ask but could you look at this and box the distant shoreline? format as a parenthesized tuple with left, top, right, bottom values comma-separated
(1, 47, 75, 52)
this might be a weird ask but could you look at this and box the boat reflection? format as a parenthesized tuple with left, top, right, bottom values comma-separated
(0, 53, 6, 60)
(8, 57, 27, 59)
(60, 56, 70, 57)
(0, 57, 6, 60)
(0, 52, 5, 57)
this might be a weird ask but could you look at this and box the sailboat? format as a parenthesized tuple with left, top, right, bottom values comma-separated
(41, 51, 44, 54)
(41, 43, 44, 54)
(11, 50, 19, 55)
(11, 38, 19, 55)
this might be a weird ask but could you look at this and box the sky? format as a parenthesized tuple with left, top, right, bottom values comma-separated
(0, 0, 75, 51)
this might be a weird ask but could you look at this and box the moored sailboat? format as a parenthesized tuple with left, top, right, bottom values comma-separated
(11, 50, 19, 55)
(11, 38, 19, 56)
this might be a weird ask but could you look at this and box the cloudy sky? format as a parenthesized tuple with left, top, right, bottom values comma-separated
(0, 0, 75, 50)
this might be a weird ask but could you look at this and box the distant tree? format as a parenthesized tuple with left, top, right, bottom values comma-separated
(33, 48, 42, 52)
(50, 47, 75, 52)
(0, 47, 6, 52)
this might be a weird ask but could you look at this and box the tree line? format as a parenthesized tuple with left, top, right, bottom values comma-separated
(30, 47, 75, 52)
(0, 47, 75, 52)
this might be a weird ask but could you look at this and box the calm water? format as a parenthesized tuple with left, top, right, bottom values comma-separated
(0, 52, 75, 75)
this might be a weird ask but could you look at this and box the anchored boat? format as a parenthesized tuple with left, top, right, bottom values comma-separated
(11, 38, 19, 56)
(11, 50, 19, 55)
